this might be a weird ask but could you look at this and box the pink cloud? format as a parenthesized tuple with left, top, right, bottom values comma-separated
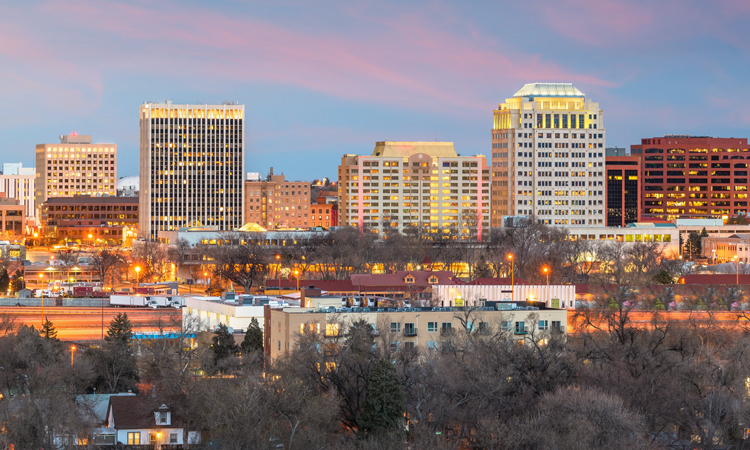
(13, 0, 614, 115)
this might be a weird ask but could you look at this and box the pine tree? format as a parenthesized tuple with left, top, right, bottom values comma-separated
(212, 324, 240, 369)
(0, 267, 10, 292)
(39, 318, 58, 341)
(241, 318, 263, 355)
(105, 313, 133, 345)
(9, 273, 24, 293)
(357, 358, 406, 437)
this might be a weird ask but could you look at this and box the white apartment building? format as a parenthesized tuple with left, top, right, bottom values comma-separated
(0, 163, 35, 221)
(139, 102, 245, 240)
(338, 141, 491, 240)
(491, 83, 606, 227)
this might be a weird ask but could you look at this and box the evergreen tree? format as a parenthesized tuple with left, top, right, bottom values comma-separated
(240, 318, 263, 355)
(86, 312, 139, 393)
(9, 273, 24, 293)
(39, 318, 58, 341)
(0, 267, 10, 292)
(212, 324, 240, 369)
(357, 358, 406, 437)
(652, 270, 674, 285)
(105, 313, 133, 345)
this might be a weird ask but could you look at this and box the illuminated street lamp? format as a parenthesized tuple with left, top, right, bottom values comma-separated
(276, 254, 282, 294)
(70, 345, 77, 366)
(734, 255, 740, 285)
(135, 266, 141, 286)
(543, 266, 550, 305)
(294, 270, 300, 292)
(507, 254, 514, 302)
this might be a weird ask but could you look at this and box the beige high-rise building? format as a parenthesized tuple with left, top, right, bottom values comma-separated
(338, 141, 490, 240)
(35, 134, 117, 216)
(139, 102, 245, 240)
(244, 168, 310, 230)
(491, 83, 606, 227)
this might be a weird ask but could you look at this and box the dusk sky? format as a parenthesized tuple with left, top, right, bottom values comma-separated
(2, 0, 749, 181)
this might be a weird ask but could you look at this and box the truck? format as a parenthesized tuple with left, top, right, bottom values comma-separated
(72, 286, 109, 298)
(109, 295, 152, 307)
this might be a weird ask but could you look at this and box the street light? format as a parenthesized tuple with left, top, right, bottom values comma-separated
(276, 255, 282, 295)
(70, 345, 77, 367)
(294, 270, 299, 292)
(507, 254, 514, 302)
(734, 255, 739, 285)
(543, 266, 550, 306)
(135, 266, 141, 287)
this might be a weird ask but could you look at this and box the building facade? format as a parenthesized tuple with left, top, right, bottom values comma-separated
(631, 136, 750, 221)
(244, 168, 310, 230)
(338, 141, 490, 239)
(0, 197, 26, 238)
(491, 83, 606, 227)
(42, 196, 138, 245)
(34, 134, 117, 219)
(311, 197, 337, 228)
(139, 102, 245, 240)
(0, 163, 35, 222)
(265, 301, 567, 361)
(606, 156, 641, 227)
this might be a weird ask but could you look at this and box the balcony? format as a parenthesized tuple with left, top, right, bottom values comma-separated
(403, 328, 417, 337)
(440, 328, 454, 336)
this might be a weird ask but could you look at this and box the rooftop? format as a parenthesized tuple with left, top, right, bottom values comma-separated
(372, 141, 457, 158)
(513, 83, 585, 99)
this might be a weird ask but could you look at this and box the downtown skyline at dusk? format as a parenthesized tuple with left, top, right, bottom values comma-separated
(2, 0, 750, 180)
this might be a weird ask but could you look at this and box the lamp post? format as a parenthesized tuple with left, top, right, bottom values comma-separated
(135, 266, 141, 287)
(543, 266, 550, 306)
(276, 255, 281, 294)
(88, 233, 93, 248)
(294, 270, 299, 292)
(734, 255, 739, 285)
(507, 254, 514, 302)
(70, 345, 76, 367)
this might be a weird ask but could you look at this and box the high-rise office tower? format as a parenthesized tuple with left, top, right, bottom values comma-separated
(35, 134, 117, 217)
(339, 141, 490, 240)
(139, 102, 245, 240)
(491, 83, 606, 227)
(631, 136, 750, 221)
(606, 156, 641, 227)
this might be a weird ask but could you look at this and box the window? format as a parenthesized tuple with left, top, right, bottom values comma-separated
(390, 341, 401, 351)
(427, 340, 438, 350)
(427, 321, 437, 332)
(326, 323, 340, 337)
(170, 433, 178, 444)
(515, 322, 526, 334)
(501, 321, 511, 332)
(149, 433, 157, 445)
(404, 323, 416, 335)
(538, 320, 548, 331)
(127, 432, 140, 445)
(390, 322, 401, 333)
(440, 322, 452, 335)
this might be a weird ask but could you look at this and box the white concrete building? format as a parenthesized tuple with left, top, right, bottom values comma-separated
(139, 102, 245, 240)
(184, 296, 267, 332)
(0, 163, 35, 221)
(491, 83, 606, 227)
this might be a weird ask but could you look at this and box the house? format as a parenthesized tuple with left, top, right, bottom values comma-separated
(106, 395, 199, 447)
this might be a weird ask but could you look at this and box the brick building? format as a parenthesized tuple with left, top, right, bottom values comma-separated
(631, 136, 750, 221)
(244, 168, 310, 230)
(0, 197, 26, 239)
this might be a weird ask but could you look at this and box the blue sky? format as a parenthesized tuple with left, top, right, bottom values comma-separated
(1, 0, 749, 181)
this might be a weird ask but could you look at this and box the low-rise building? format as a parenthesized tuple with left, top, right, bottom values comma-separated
(264, 299, 568, 361)
(0, 197, 27, 238)
(106, 395, 199, 446)
(701, 233, 750, 262)
(41, 196, 139, 245)
(183, 295, 268, 332)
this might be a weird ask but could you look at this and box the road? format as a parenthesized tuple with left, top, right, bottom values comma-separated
(0, 306, 182, 341)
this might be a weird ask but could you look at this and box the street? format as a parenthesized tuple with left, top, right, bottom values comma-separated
(0, 306, 181, 341)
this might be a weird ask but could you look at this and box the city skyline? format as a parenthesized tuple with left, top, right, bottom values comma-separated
(2, 0, 749, 181)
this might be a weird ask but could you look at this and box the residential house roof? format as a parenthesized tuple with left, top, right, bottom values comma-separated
(108, 396, 182, 430)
